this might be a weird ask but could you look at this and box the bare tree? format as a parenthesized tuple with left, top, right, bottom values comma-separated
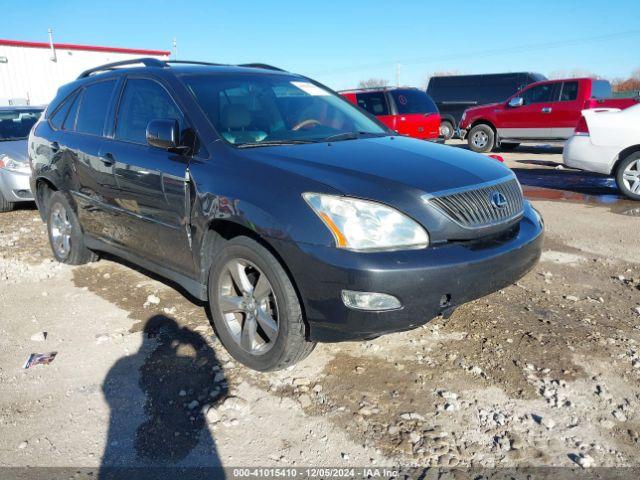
(548, 68, 601, 80)
(611, 68, 640, 93)
(357, 78, 389, 89)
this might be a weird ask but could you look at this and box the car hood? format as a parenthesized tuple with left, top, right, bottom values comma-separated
(465, 102, 501, 115)
(239, 136, 518, 242)
(244, 135, 512, 198)
(0, 139, 28, 162)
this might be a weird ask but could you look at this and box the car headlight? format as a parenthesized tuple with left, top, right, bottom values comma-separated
(0, 154, 30, 174)
(303, 193, 429, 251)
(461, 112, 467, 122)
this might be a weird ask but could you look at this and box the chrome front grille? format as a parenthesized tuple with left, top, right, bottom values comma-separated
(427, 177, 524, 228)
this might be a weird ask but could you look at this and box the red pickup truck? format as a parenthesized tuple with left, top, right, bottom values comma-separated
(458, 78, 639, 152)
(340, 87, 441, 140)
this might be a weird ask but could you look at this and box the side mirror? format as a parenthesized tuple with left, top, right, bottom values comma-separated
(508, 97, 524, 108)
(146, 119, 179, 150)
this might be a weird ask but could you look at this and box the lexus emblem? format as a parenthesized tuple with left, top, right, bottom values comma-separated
(490, 191, 508, 209)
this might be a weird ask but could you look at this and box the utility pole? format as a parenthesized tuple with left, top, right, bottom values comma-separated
(395, 63, 401, 87)
(172, 38, 178, 60)
(48, 28, 57, 62)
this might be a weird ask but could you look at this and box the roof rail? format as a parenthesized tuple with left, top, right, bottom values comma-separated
(337, 86, 393, 93)
(165, 60, 224, 67)
(238, 63, 286, 72)
(77, 58, 287, 79)
(77, 57, 165, 79)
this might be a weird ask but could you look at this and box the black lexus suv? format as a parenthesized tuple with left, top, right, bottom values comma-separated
(29, 58, 543, 371)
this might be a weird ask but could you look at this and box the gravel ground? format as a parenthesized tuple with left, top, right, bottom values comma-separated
(0, 143, 639, 473)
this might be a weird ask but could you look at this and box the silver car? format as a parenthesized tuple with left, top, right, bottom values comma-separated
(0, 106, 44, 212)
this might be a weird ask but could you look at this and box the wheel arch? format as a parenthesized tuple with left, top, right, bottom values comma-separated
(440, 115, 456, 128)
(611, 144, 640, 175)
(469, 119, 497, 134)
(34, 177, 58, 221)
(199, 219, 311, 339)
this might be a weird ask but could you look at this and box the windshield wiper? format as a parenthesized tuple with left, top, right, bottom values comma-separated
(321, 131, 386, 142)
(236, 140, 316, 148)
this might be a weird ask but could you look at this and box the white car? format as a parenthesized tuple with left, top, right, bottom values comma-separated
(563, 104, 640, 200)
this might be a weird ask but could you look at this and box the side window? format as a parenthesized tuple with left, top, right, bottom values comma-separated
(356, 92, 389, 116)
(559, 81, 579, 102)
(76, 80, 117, 136)
(49, 92, 78, 130)
(115, 78, 184, 144)
(521, 84, 554, 105)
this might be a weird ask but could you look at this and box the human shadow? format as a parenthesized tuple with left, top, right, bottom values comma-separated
(99, 315, 227, 479)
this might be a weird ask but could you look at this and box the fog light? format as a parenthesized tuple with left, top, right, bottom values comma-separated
(342, 290, 402, 311)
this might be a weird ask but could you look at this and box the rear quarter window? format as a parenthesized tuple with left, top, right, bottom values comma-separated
(49, 91, 81, 131)
(591, 80, 612, 99)
(49, 94, 75, 130)
(391, 90, 438, 114)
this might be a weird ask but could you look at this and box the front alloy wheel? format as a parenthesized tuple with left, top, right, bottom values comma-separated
(467, 124, 495, 153)
(208, 236, 315, 371)
(218, 259, 279, 354)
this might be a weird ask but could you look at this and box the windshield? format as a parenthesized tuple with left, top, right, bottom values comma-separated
(0, 108, 43, 141)
(390, 90, 438, 115)
(182, 73, 388, 146)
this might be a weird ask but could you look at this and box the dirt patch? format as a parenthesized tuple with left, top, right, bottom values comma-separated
(263, 236, 640, 466)
(0, 208, 51, 264)
(72, 261, 209, 334)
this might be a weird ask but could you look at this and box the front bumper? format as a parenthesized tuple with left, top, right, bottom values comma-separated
(0, 169, 34, 203)
(274, 203, 544, 342)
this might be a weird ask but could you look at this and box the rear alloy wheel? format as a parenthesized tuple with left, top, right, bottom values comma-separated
(439, 120, 454, 141)
(208, 236, 315, 371)
(468, 124, 495, 153)
(616, 152, 640, 201)
(46, 191, 97, 264)
(0, 191, 14, 213)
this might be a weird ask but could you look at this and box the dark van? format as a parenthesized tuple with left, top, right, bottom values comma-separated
(427, 72, 546, 139)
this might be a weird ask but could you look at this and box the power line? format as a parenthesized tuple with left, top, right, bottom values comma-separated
(313, 30, 640, 76)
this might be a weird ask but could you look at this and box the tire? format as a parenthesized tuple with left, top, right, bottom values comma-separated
(46, 191, 97, 264)
(0, 190, 14, 213)
(208, 236, 315, 371)
(615, 152, 640, 201)
(468, 124, 495, 153)
(500, 142, 520, 151)
(439, 120, 454, 141)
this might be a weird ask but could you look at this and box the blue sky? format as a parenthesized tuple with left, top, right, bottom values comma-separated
(2, 0, 639, 89)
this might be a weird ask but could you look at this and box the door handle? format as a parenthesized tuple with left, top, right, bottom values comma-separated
(100, 152, 115, 166)
(541, 107, 552, 113)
